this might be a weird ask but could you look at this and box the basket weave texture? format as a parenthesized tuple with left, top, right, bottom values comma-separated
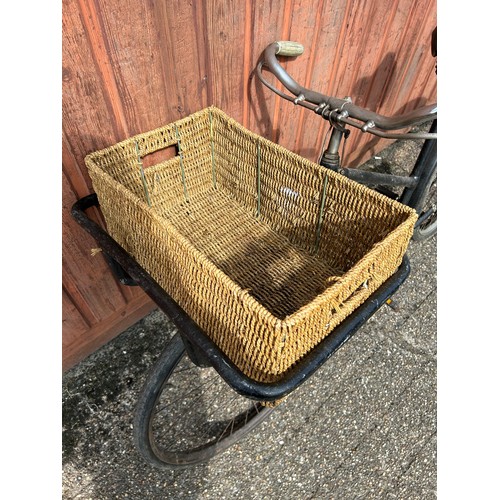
(86, 106, 417, 383)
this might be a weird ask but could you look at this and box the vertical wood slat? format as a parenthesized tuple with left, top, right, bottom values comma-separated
(73, 0, 129, 138)
(298, 0, 350, 161)
(270, 0, 294, 144)
(246, 2, 288, 139)
(273, 0, 325, 154)
(62, 289, 90, 344)
(62, 170, 127, 322)
(62, 0, 436, 370)
(205, 0, 250, 123)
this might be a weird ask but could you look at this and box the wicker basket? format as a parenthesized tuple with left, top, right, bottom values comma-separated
(86, 106, 417, 383)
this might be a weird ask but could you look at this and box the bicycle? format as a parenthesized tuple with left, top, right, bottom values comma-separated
(71, 31, 436, 470)
(256, 35, 437, 241)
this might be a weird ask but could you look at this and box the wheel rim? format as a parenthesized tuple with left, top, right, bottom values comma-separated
(147, 352, 274, 466)
(415, 170, 437, 236)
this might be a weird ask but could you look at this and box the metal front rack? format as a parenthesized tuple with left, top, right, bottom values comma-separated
(72, 193, 410, 402)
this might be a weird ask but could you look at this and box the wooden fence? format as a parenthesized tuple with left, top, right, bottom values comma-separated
(62, 0, 436, 371)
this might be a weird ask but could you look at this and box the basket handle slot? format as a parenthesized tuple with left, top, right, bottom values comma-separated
(330, 278, 371, 315)
(140, 143, 179, 169)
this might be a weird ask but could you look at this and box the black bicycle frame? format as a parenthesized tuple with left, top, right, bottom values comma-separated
(400, 119, 437, 208)
(320, 119, 437, 207)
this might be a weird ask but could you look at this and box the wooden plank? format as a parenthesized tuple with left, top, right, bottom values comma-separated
(242, 0, 254, 129)
(63, 135, 119, 274)
(404, 61, 435, 112)
(316, 0, 436, 167)
(74, 0, 129, 137)
(290, 0, 349, 161)
(272, 0, 324, 156)
(62, 170, 128, 323)
(339, 0, 418, 166)
(63, 133, 106, 231)
(247, 1, 287, 140)
(308, 0, 367, 160)
(62, 0, 123, 168)
(63, 294, 155, 372)
(421, 70, 437, 110)
(204, 0, 247, 123)
(160, 1, 210, 116)
(323, 0, 368, 107)
(399, 19, 437, 114)
(90, 0, 175, 133)
(270, 0, 294, 145)
(62, 133, 92, 198)
(350, 0, 399, 110)
(297, 0, 350, 162)
(362, 1, 416, 114)
(341, 0, 398, 165)
(384, 0, 436, 118)
(330, 0, 393, 166)
(62, 288, 90, 347)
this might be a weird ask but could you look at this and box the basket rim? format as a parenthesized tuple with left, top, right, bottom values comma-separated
(85, 107, 219, 166)
(85, 104, 416, 213)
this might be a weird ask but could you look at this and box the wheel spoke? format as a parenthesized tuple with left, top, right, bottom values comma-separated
(154, 369, 219, 415)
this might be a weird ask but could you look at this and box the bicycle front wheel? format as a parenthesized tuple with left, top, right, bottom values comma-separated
(133, 333, 274, 469)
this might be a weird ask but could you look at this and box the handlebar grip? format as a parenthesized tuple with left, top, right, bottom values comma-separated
(275, 41, 304, 57)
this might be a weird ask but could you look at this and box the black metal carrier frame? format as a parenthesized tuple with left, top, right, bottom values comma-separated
(72, 194, 410, 402)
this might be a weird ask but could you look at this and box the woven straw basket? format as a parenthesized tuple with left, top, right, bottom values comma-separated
(86, 106, 417, 383)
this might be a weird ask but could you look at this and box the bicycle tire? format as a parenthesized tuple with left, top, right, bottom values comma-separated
(412, 163, 437, 241)
(133, 333, 274, 469)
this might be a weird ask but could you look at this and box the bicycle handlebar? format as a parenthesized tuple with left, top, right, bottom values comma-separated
(258, 41, 437, 134)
